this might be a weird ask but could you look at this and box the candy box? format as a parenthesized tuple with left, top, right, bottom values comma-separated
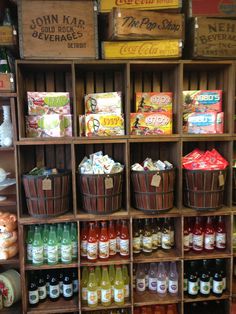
(187, 112, 224, 134)
(27, 92, 71, 115)
(135, 92, 172, 113)
(26, 114, 72, 138)
(79, 115, 85, 137)
(130, 112, 172, 135)
(85, 114, 125, 137)
(183, 90, 222, 113)
(84, 92, 122, 114)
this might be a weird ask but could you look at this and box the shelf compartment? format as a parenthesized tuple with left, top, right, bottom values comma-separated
(133, 291, 181, 306)
(81, 302, 132, 312)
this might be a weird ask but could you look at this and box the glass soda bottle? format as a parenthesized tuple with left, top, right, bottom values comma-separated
(71, 222, 78, 261)
(168, 262, 178, 296)
(63, 271, 73, 301)
(32, 226, 44, 266)
(95, 221, 100, 240)
(157, 262, 167, 297)
(148, 263, 157, 293)
(215, 216, 226, 250)
(199, 259, 210, 297)
(143, 218, 152, 254)
(95, 266, 101, 302)
(188, 261, 198, 298)
(42, 224, 49, 263)
(80, 222, 88, 259)
(49, 271, 60, 302)
(184, 218, 190, 252)
(38, 271, 47, 303)
(87, 222, 98, 261)
(151, 218, 158, 251)
(101, 266, 112, 306)
(47, 225, 58, 265)
(108, 220, 117, 256)
(120, 220, 129, 257)
(81, 267, 89, 305)
(114, 266, 124, 305)
(26, 225, 34, 264)
(116, 220, 121, 253)
(99, 221, 109, 260)
(122, 265, 130, 300)
(213, 261, 223, 297)
(56, 223, 63, 262)
(109, 264, 115, 300)
(61, 224, 72, 264)
(2, 8, 12, 26)
(161, 218, 172, 250)
(133, 221, 141, 255)
(192, 217, 204, 252)
(0, 48, 10, 73)
(204, 216, 215, 251)
(87, 267, 98, 308)
(28, 271, 39, 307)
(136, 264, 146, 294)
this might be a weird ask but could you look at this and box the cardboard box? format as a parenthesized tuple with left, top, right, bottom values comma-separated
(84, 92, 122, 114)
(136, 92, 172, 113)
(27, 92, 71, 115)
(85, 114, 125, 137)
(187, 112, 224, 134)
(26, 114, 72, 138)
(0, 74, 14, 92)
(130, 112, 172, 135)
(102, 40, 182, 59)
(18, 0, 98, 59)
(186, 0, 236, 17)
(107, 8, 184, 40)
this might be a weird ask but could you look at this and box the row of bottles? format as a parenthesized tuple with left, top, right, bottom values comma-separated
(28, 268, 78, 306)
(133, 218, 175, 254)
(134, 262, 178, 296)
(184, 300, 226, 314)
(81, 265, 130, 307)
(184, 216, 226, 252)
(185, 259, 226, 298)
(134, 304, 178, 314)
(26, 223, 78, 265)
(81, 220, 129, 261)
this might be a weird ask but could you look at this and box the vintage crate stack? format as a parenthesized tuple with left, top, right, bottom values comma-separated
(185, 0, 236, 59)
(99, 0, 184, 59)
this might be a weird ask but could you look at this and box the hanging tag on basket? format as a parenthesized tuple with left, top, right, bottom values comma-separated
(105, 177, 113, 189)
(219, 173, 225, 187)
(42, 178, 52, 190)
(151, 174, 161, 187)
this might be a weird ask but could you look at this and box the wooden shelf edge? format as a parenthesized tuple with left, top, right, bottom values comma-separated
(81, 257, 131, 266)
(184, 252, 231, 260)
(19, 212, 76, 225)
(130, 207, 181, 218)
(0, 255, 19, 265)
(184, 293, 230, 303)
(76, 210, 129, 220)
(25, 262, 78, 270)
(181, 207, 232, 216)
(81, 302, 132, 311)
(0, 92, 17, 98)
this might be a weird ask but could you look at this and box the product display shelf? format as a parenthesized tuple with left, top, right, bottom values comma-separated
(81, 303, 132, 312)
(80, 255, 131, 267)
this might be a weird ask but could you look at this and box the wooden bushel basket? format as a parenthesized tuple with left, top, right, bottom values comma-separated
(78, 170, 123, 214)
(131, 169, 175, 214)
(22, 170, 71, 217)
(183, 169, 227, 210)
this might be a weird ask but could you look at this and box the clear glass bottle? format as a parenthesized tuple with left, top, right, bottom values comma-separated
(0, 105, 13, 147)
(2, 8, 12, 26)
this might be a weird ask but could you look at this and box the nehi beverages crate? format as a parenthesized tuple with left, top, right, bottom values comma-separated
(188, 17, 236, 59)
(102, 39, 182, 59)
(99, 0, 182, 13)
(185, 0, 236, 17)
(107, 8, 184, 40)
(18, 0, 98, 59)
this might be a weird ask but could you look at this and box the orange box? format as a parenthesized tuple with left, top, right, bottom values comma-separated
(135, 92, 172, 113)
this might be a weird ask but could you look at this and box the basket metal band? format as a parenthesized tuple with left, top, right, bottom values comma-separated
(81, 192, 121, 198)
(26, 195, 69, 201)
(133, 190, 174, 195)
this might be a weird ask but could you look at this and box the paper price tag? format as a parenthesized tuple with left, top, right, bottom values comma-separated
(219, 173, 225, 187)
(151, 174, 161, 187)
(105, 177, 113, 189)
(42, 178, 52, 190)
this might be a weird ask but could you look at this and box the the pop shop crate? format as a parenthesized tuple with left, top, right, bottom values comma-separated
(18, 0, 98, 59)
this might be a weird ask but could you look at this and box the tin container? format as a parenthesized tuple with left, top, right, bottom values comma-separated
(0, 269, 21, 307)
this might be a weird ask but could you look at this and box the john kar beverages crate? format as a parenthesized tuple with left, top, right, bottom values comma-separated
(183, 169, 227, 210)
(131, 168, 175, 214)
(22, 170, 71, 217)
(78, 170, 124, 214)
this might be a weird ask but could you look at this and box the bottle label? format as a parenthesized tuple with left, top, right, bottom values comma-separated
(81, 240, 87, 257)
(192, 234, 203, 251)
(161, 233, 171, 249)
(82, 287, 87, 301)
(136, 278, 146, 292)
(38, 285, 47, 300)
(124, 284, 129, 298)
(101, 288, 111, 303)
(200, 280, 210, 295)
(222, 277, 226, 290)
(114, 288, 124, 303)
(0, 60, 7, 65)
(213, 280, 223, 294)
(120, 239, 129, 256)
(142, 236, 152, 252)
(29, 290, 39, 305)
(152, 233, 158, 249)
(99, 240, 109, 259)
(157, 280, 167, 294)
(63, 283, 73, 298)
(168, 280, 178, 294)
(188, 281, 198, 295)
(49, 284, 60, 299)
(148, 278, 157, 291)
(32, 246, 43, 264)
(27, 244, 33, 261)
(72, 241, 78, 258)
(87, 242, 98, 260)
(184, 278, 188, 291)
(215, 232, 226, 249)
(47, 245, 58, 263)
(133, 236, 141, 253)
(61, 244, 72, 263)
(109, 238, 116, 255)
(204, 234, 215, 250)
(73, 279, 79, 293)
(184, 234, 190, 251)
(87, 290, 98, 305)
(116, 236, 120, 252)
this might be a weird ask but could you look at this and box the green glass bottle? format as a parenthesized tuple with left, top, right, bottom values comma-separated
(61, 224, 72, 264)
(101, 266, 111, 306)
(71, 222, 78, 261)
(0, 48, 10, 74)
(32, 226, 44, 266)
(81, 267, 89, 305)
(114, 266, 124, 305)
(57, 223, 63, 262)
(47, 225, 58, 265)
(26, 225, 34, 264)
(87, 267, 98, 308)
(122, 265, 130, 300)
(42, 224, 49, 263)
(95, 266, 101, 302)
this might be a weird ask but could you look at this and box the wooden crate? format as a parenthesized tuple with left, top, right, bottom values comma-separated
(0, 26, 17, 46)
(0, 73, 14, 92)
(188, 17, 236, 59)
(18, 0, 98, 59)
(102, 39, 182, 59)
(186, 0, 236, 17)
(99, 0, 182, 13)
(107, 8, 184, 40)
